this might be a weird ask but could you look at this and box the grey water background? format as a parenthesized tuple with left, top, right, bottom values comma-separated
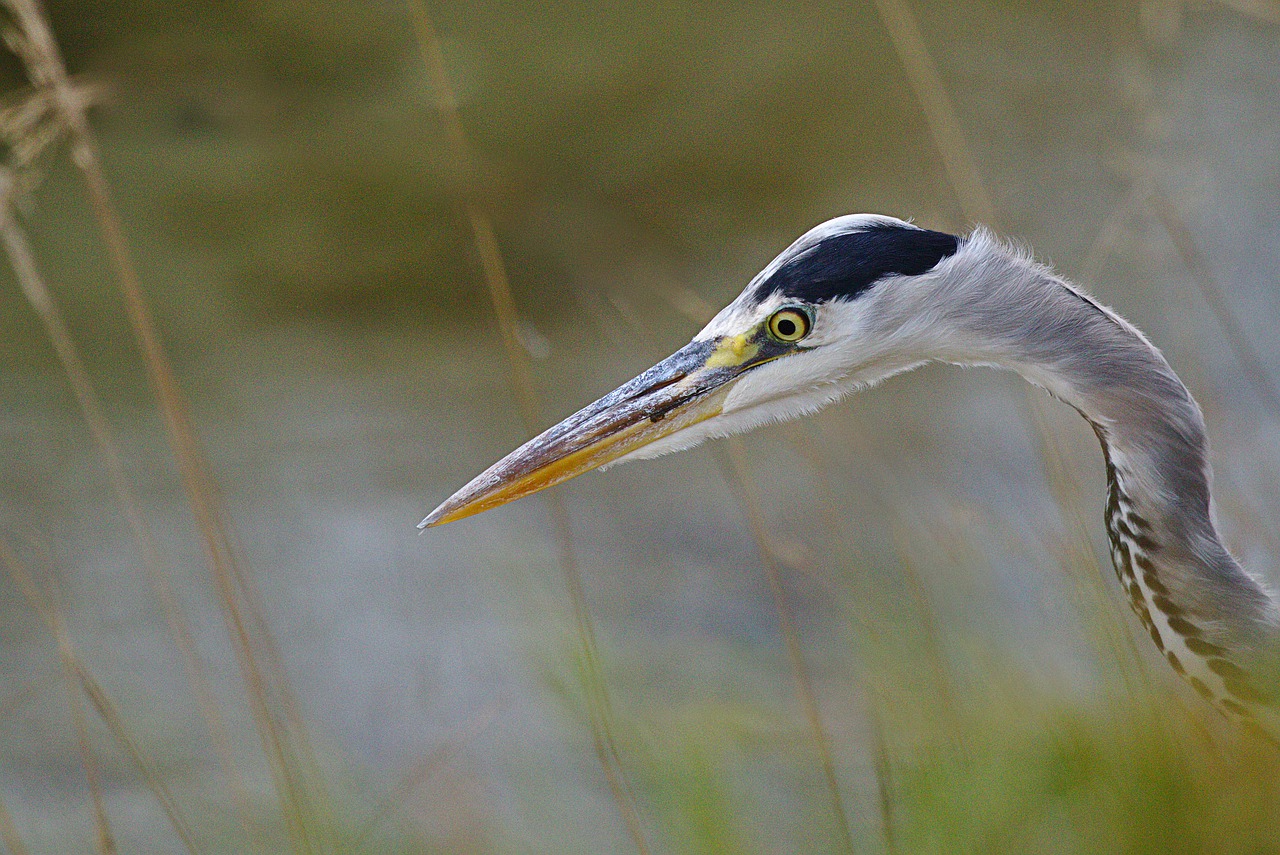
(1, 1, 1279, 851)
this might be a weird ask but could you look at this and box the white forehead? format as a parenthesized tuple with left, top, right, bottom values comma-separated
(694, 214, 912, 341)
(784, 213, 912, 257)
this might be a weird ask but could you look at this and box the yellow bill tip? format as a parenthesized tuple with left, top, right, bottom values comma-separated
(418, 504, 466, 529)
(418, 428, 651, 530)
(418, 334, 751, 531)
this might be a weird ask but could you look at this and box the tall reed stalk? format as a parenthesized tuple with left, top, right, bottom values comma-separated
(651, 255, 858, 850)
(0, 0, 332, 848)
(0, 538, 199, 852)
(407, 4, 651, 851)
(722, 439, 857, 853)
(871, 0, 1148, 703)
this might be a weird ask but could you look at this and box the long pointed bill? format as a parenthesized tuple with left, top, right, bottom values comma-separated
(421, 333, 779, 527)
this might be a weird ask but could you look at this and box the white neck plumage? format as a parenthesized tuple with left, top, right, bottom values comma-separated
(865, 231, 1280, 726)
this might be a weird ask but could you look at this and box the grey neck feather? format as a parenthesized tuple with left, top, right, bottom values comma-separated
(871, 231, 1280, 722)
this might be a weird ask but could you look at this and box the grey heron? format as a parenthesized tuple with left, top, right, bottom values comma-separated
(423, 214, 1279, 728)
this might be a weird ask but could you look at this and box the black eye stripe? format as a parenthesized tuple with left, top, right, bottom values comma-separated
(754, 222, 959, 303)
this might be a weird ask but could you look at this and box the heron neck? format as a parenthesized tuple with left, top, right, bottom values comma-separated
(914, 242, 1279, 720)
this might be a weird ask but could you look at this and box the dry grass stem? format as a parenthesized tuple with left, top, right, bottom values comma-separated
(73, 665, 203, 854)
(0, 790, 30, 855)
(0, 536, 54, 628)
(640, 266, 862, 846)
(1147, 189, 1280, 422)
(784, 422, 910, 850)
(56, 650, 115, 849)
(0, 75, 105, 168)
(874, 0, 1144, 699)
(0, 166, 259, 839)
(1021, 394, 1158, 708)
(408, 4, 650, 850)
(0, 1, 330, 848)
(0, 679, 38, 727)
(1210, 0, 1280, 24)
(0, 540, 203, 853)
(868, 705, 897, 853)
(799, 309, 976, 742)
(0, 549, 115, 854)
(1076, 189, 1140, 285)
(722, 439, 857, 854)
(637, 178, 864, 849)
(646, 269, 867, 844)
(647, 279, 719, 328)
(871, 0, 996, 226)
(353, 701, 501, 850)
(886, 517, 964, 738)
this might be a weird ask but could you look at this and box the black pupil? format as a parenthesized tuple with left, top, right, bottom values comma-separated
(777, 317, 797, 337)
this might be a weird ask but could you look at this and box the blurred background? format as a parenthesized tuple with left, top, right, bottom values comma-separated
(0, 0, 1278, 852)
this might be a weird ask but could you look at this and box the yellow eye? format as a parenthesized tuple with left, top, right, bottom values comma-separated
(767, 308, 810, 342)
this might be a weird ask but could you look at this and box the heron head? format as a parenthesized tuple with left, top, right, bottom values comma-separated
(422, 214, 960, 527)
